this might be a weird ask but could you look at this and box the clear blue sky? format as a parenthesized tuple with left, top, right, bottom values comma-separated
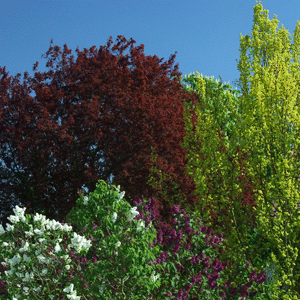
(1, 0, 300, 215)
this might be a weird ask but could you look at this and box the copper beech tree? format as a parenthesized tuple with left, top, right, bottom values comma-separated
(0, 35, 207, 232)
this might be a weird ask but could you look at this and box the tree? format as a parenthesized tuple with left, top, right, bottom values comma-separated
(176, 1, 300, 297)
(0, 36, 202, 235)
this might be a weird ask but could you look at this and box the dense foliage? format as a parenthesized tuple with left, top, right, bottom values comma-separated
(1, 1, 300, 297)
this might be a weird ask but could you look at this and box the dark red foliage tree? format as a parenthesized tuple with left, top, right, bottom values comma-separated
(0, 35, 204, 233)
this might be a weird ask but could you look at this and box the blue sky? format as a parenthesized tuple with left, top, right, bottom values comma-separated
(1, 0, 300, 215)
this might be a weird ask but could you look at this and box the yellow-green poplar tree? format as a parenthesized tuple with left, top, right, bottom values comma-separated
(180, 1, 300, 298)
